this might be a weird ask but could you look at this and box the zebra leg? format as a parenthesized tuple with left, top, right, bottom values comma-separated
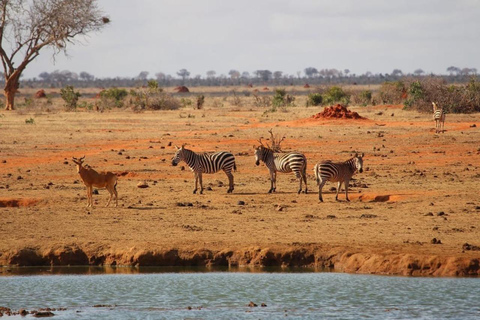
(268, 170, 276, 193)
(345, 179, 350, 202)
(193, 173, 198, 194)
(335, 182, 342, 201)
(303, 167, 308, 194)
(297, 171, 303, 194)
(318, 180, 326, 202)
(225, 170, 234, 193)
(198, 173, 204, 194)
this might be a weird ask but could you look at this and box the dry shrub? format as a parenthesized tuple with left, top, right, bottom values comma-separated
(403, 77, 480, 113)
(377, 81, 406, 104)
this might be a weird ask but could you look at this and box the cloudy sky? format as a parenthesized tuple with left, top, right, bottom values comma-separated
(21, 0, 480, 79)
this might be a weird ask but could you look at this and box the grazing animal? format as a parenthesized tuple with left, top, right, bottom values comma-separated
(72, 156, 118, 207)
(171, 145, 236, 194)
(313, 153, 364, 202)
(254, 145, 307, 194)
(432, 102, 446, 133)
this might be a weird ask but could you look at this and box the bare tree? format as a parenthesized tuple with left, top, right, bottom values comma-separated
(0, 0, 109, 110)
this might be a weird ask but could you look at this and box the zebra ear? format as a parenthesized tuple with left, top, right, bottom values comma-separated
(361, 153, 365, 158)
(174, 145, 179, 150)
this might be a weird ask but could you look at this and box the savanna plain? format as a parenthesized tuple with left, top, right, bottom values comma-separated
(1, 86, 479, 276)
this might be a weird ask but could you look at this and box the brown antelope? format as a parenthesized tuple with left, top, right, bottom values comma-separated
(72, 156, 118, 207)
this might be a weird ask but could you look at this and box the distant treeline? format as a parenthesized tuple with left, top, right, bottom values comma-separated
(6, 70, 480, 89)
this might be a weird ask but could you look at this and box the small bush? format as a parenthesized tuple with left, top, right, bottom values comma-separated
(378, 81, 406, 104)
(230, 91, 243, 107)
(306, 93, 323, 106)
(60, 85, 81, 110)
(253, 93, 271, 108)
(272, 88, 295, 108)
(195, 95, 205, 109)
(129, 80, 180, 110)
(100, 87, 128, 108)
(25, 117, 35, 124)
(322, 86, 350, 105)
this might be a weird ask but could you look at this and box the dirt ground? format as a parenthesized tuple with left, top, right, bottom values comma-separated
(1, 90, 480, 276)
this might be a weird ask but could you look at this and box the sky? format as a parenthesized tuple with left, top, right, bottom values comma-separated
(19, 0, 480, 79)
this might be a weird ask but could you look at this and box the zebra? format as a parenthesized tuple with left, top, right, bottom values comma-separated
(254, 145, 307, 194)
(313, 153, 364, 202)
(432, 102, 446, 133)
(171, 145, 236, 194)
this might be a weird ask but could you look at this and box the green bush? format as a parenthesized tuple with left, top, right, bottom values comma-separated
(272, 88, 295, 108)
(306, 93, 323, 106)
(322, 86, 350, 105)
(60, 85, 81, 110)
(404, 81, 424, 107)
(100, 87, 128, 108)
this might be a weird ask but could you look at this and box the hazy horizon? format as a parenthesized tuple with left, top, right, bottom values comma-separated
(18, 0, 480, 79)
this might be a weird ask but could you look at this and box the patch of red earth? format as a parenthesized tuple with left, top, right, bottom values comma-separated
(349, 190, 441, 203)
(0, 198, 40, 207)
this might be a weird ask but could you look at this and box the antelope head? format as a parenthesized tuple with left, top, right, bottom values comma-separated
(72, 156, 86, 173)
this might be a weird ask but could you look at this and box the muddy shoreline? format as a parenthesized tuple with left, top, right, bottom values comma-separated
(2, 245, 479, 277)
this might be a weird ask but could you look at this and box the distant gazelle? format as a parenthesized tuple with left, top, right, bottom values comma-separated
(171, 144, 236, 194)
(432, 102, 446, 133)
(72, 156, 118, 207)
(313, 153, 364, 202)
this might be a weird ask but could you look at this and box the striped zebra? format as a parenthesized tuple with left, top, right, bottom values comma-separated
(172, 145, 236, 194)
(254, 145, 307, 194)
(432, 102, 446, 133)
(313, 153, 364, 202)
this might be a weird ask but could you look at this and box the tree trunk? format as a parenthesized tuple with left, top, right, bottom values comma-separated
(4, 87, 16, 111)
(4, 73, 20, 111)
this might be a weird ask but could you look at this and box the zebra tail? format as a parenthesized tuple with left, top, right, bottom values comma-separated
(234, 162, 237, 172)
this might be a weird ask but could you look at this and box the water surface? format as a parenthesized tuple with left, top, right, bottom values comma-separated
(0, 268, 479, 319)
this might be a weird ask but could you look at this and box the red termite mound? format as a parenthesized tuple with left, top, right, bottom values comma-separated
(35, 90, 46, 98)
(312, 104, 366, 120)
(174, 86, 190, 93)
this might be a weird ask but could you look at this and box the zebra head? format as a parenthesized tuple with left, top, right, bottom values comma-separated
(172, 145, 185, 166)
(254, 145, 266, 166)
(353, 153, 364, 173)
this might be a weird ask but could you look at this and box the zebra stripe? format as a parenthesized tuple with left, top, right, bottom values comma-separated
(314, 153, 364, 202)
(172, 146, 236, 194)
(254, 145, 307, 194)
(432, 102, 446, 133)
